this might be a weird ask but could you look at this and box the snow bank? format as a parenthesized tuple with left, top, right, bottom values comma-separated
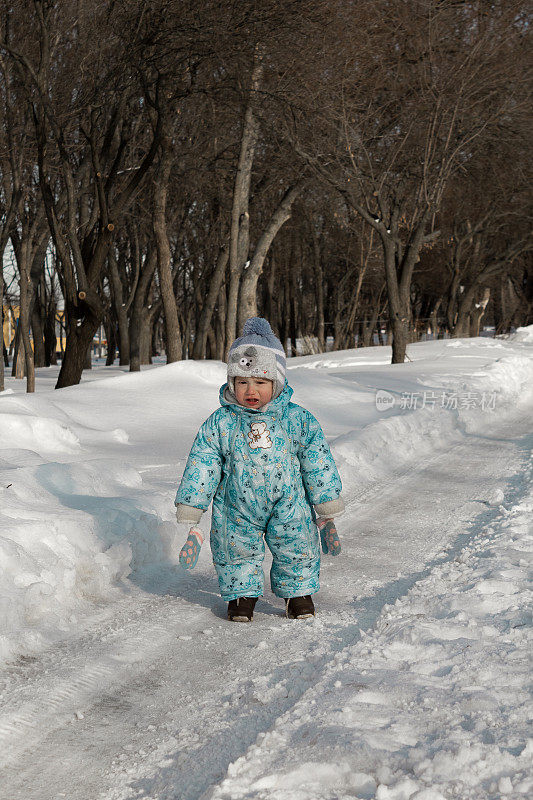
(0, 412, 175, 665)
(0, 362, 228, 666)
(0, 452, 178, 664)
(509, 324, 533, 343)
(206, 472, 533, 800)
(0, 413, 80, 454)
(331, 353, 533, 499)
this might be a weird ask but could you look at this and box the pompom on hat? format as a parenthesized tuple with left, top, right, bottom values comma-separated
(227, 318, 286, 399)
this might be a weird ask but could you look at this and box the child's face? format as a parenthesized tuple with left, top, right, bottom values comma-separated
(234, 377, 274, 409)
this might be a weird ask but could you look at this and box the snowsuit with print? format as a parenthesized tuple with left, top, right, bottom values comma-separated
(175, 382, 343, 601)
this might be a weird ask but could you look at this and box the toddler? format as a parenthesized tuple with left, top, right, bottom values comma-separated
(175, 317, 344, 621)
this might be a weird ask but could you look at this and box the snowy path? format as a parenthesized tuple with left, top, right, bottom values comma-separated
(0, 408, 530, 800)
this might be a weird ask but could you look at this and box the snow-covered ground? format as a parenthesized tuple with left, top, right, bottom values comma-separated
(1, 329, 532, 799)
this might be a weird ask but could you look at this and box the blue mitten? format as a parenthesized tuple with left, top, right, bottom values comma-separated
(179, 528, 203, 569)
(317, 519, 341, 555)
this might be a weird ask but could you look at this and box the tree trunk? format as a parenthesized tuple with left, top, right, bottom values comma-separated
(493, 275, 505, 334)
(56, 290, 104, 387)
(193, 245, 228, 359)
(129, 247, 157, 372)
(377, 319, 385, 347)
(0, 340, 5, 389)
(10, 319, 24, 378)
(31, 301, 46, 368)
(207, 325, 216, 360)
(453, 279, 493, 338)
(389, 316, 408, 362)
(108, 248, 130, 365)
(0, 197, 19, 391)
(44, 299, 57, 366)
(140, 316, 151, 365)
(129, 313, 143, 373)
(263, 254, 278, 332)
(362, 301, 381, 347)
(13, 323, 25, 379)
(225, 49, 264, 356)
(279, 271, 290, 354)
(84, 344, 92, 370)
(105, 317, 117, 366)
(216, 282, 227, 361)
(429, 298, 442, 339)
(153, 136, 181, 363)
(451, 314, 470, 338)
(470, 288, 490, 337)
(55, 293, 105, 387)
(151, 316, 161, 361)
(312, 235, 325, 352)
(332, 280, 345, 351)
(238, 182, 304, 331)
(58, 324, 95, 385)
(380, 238, 409, 363)
(446, 266, 461, 332)
(18, 255, 35, 392)
(289, 235, 301, 356)
(0, 266, 4, 392)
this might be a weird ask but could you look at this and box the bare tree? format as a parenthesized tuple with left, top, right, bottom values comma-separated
(1, 1, 165, 387)
(1, 0, 530, 392)
(286, 0, 530, 360)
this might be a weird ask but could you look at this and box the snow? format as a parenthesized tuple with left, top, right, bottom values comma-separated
(510, 326, 533, 344)
(206, 481, 532, 800)
(1, 329, 532, 799)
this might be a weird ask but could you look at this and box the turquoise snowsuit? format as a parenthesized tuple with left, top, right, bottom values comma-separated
(175, 382, 343, 601)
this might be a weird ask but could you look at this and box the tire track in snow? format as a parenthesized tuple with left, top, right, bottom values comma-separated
(0, 584, 210, 770)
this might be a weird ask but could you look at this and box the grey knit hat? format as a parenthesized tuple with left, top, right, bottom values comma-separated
(227, 318, 286, 399)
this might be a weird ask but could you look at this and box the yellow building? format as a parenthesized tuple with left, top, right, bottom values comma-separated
(2, 305, 68, 355)
(2, 304, 18, 351)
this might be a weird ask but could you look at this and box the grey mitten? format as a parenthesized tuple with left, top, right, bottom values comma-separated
(178, 528, 203, 569)
(317, 519, 341, 555)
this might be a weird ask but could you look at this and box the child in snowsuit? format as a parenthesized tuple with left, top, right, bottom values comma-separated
(175, 317, 344, 621)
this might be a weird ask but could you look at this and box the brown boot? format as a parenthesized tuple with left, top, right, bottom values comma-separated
(227, 596, 258, 622)
(285, 595, 315, 619)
